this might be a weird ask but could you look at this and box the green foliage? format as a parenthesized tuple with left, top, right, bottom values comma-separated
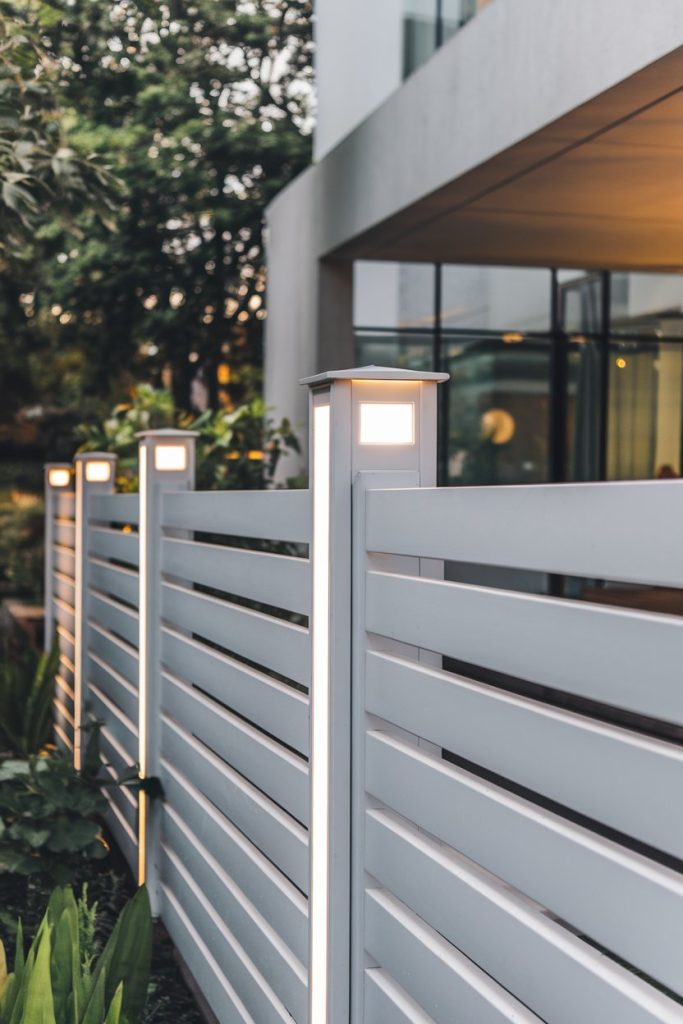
(0, 883, 152, 1024)
(0, 490, 44, 601)
(0, 742, 109, 883)
(0, 634, 58, 757)
(0, 4, 117, 260)
(76, 384, 299, 491)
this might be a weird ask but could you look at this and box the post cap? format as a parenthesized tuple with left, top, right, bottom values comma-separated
(73, 451, 118, 462)
(300, 365, 449, 387)
(135, 428, 200, 440)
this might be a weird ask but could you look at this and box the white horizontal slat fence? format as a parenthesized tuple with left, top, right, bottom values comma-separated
(44, 372, 683, 1024)
(356, 478, 683, 1022)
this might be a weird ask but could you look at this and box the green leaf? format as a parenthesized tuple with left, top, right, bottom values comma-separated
(89, 887, 152, 1024)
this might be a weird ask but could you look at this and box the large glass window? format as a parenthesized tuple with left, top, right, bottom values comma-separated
(403, 0, 491, 77)
(444, 334, 550, 485)
(354, 263, 683, 486)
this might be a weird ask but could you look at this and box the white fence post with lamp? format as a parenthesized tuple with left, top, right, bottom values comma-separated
(136, 428, 197, 913)
(303, 366, 447, 1024)
(73, 452, 117, 770)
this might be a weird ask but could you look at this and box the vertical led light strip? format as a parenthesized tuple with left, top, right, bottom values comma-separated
(73, 460, 85, 772)
(137, 443, 149, 886)
(310, 401, 331, 1023)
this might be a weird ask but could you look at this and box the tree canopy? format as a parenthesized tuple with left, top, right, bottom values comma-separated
(0, 0, 313, 456)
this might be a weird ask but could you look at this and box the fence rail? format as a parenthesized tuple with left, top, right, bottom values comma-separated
(44, 371, 683, 1024)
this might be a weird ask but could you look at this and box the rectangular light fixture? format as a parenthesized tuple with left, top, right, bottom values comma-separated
(84, 460, 112, 483)
(310, 401, 331, 1022)
(154, 444, 187, 472)
(48, 468, 71, 488)
(359, 402, 415, 445)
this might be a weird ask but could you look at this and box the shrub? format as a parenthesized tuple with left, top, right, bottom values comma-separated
(0, 732, 109, 883)
(0, 634, 59, 757)
(0, 884, 152, 1024)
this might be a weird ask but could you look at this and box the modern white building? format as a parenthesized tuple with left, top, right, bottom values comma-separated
(265, 0, 683, 485)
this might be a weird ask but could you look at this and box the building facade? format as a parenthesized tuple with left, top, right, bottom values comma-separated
(264, 0, 683, 485)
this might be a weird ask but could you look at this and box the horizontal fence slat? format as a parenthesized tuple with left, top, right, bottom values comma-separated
(161, 844, 297, 1024)
(161, 886, 254, 1024)
(162, 489, 311, 544)
(161, 762, 308, 964)
(366, 809, 682, 1024)
(364, 970, 431, 1024)
(55, 492, 75, 517)
(88, 590, 139, 649)
(88, 622, 138, 690)
(162, 628, 309, 756)
(53, 545, 75, 575)
(366, 481, 683, 587)
(162, 536, 310, 617)
(88, 558, 138, 607)
(366, 889, 541, 1024)
(163, 807, 307, 1020)
(162, 583, 310, 688)
(54, 598, 75, 633)
(367, 571, 683, 725)
(162, 672, 309, 826)
(89, 492, 139, 527)
(53, 572, 75, 605)
(88, 652, 139, 726)
(89, 684, 138, 761)
(366, 728, 683, 993)
(366, 652, 683, 859)
(53, 519, 76, 547)
(161, 717, 308, 894)
(88, 526, 139, 568)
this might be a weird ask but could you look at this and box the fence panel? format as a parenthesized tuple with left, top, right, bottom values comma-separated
(158, 487, 311, 1024)
(85, 491, 140, 873)
(355, 479, 683, 1022)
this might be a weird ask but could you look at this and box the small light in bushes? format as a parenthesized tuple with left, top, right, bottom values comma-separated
(48, 468, 71, 488)
(84, 461, 112, 483)
(154, 445, 187, 472)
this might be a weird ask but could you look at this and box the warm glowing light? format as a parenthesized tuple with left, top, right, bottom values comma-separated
(138, 443, 149, 885)
(84, 461, 112, 483)
(310, 401, 331, 1023)
(502, 331, 524, 344)
(481, 408, 516, 445)
(359, 402, 415, 446)
(247, 450, 264, 460)
(154, 445, 187, 472)
(616, 357, 627, 369)
(217, 363, 231, 384)
(48, 468, 71, 488)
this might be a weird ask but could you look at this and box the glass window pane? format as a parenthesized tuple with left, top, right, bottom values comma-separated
(441, 265, 551, 332)
(403, 0, 437, 76)
(566, 336, 602, 481)
(444, 333, 550, 485)
(442, 0, 491, 42)
(558, 270, 603, 334)
(610, 272, 683, 338)
(354, 261, 435, 329)
(355, 331, 435, 373)
(608, 340, 683, 481)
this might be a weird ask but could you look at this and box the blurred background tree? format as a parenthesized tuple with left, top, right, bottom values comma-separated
(0, 0, 314, 601)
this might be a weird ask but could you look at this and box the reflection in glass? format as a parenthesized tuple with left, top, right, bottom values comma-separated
(610, 272, 683, 337)
(356, 332, 434, 374)
(441, 265, 551, 331)
(608, 341, 683, 481)
(353, 262, 436, 329)
(567, 336, 602, 481)
(444, 334, 550, 485)
(403, 0, 438, 77)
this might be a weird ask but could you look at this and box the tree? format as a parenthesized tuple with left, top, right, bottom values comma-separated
(0, 3, 115, 262)
(27, 0, 314, 411)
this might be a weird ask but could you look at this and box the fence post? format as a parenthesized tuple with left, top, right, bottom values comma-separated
(136, 429, 197, 912)
(303, 366, 446, 1024)
(44, 463, 73, 651)
(73, 453, 118, 770)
